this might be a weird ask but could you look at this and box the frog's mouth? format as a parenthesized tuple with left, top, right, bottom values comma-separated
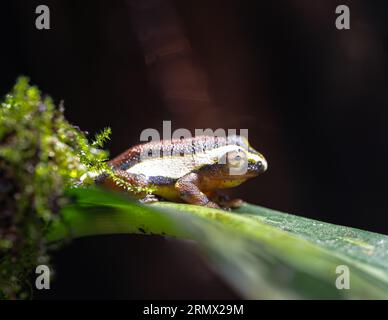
(223, 162, 266, 179)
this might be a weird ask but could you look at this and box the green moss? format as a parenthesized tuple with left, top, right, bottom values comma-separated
(0, 77, 121, 298)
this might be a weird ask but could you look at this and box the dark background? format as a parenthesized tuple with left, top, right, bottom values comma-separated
(1, 0, 387, 299)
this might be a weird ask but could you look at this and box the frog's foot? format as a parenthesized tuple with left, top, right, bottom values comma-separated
(139, 194, 160, 204)
(223, 198, 244, 209)
(204, 200, 221, 209)
(208, 191, 244, 210)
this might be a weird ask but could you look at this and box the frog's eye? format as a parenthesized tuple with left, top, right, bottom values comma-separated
(227, 150, 247, 168)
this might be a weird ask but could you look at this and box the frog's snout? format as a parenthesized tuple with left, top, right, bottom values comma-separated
(247, 154, 268, 175)
(259, 157, 268, 172)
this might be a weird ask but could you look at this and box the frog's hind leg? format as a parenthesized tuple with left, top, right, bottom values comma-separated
(112, 170, 149, 189)
(99, 169, 151, 196)
(112, 171, 162, 204)
(139, 193, 160, 204)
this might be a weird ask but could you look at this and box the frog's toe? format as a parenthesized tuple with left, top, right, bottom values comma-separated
(226, 198, 244, 208)
(139, 194, 160, 204)
(217, 198, 244, 210)
(205, 201, 221, 209)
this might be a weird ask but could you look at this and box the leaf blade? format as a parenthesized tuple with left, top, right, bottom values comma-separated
(49, 188, 388, 299)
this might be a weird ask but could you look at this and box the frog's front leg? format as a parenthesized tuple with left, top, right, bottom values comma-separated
(175, 173, 220, 208)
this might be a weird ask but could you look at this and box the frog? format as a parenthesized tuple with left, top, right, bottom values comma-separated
(97, 135, 267, 209)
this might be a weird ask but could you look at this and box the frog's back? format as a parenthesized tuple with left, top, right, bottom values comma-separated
(108, 135, 250, 180)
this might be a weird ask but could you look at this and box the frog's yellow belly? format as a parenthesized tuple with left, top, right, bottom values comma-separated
(201, 177, 247, 190)
(150, 177, 247, 202)
(152, 185, 182, 202)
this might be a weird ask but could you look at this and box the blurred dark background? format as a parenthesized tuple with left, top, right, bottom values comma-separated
(1, 0, 388, 299)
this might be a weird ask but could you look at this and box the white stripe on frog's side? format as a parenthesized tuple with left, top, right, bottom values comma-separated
(126, 144, 243, 179)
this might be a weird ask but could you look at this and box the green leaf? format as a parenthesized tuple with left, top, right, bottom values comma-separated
(48, 187, 388, 299)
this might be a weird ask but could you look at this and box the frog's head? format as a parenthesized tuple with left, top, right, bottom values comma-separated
(222, 145, 267, 179)
(208, 135, 267, 180)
